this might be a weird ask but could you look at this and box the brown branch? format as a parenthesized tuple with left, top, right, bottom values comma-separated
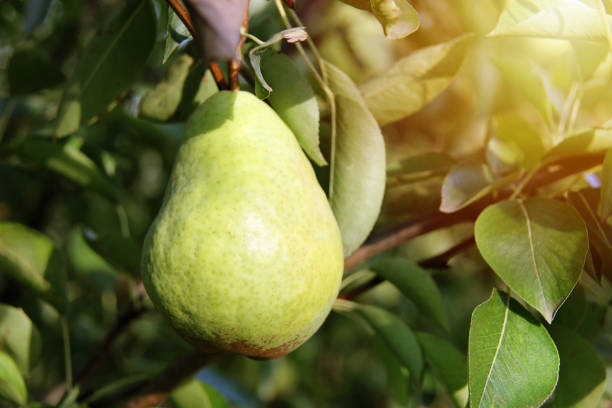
(229, 1, 250, 90)
(165, 0, 228, 90)
(123, 351, 218, 408)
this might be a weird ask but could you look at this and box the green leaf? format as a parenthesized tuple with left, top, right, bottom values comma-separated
(0, 304, 41, 375)
(416, 332, 468, 408)
(490, 113, 547, 171)
(553, 285, 586, 330)
(141, 54, 193, 121)
(261, 54, 326, 166)
(170, 378, 229, 408)
(83, 374, 149, 405)
(370, 0, 419, 39)
(0, 222, 66, 311)
(55, 0, 156, 137)
(326, 62, 386, 256)
(387, 152, 455, 184)
(0, 351, 27, 407)
(14, 138, 120, 201)
(82, 228, 141, 275)
(353, 303, 423, 379)
(24, 0, 53, 35)
(549, 325, 606, 408)
(598, 148, 612, 220)
(492, 55, 555, 125)
(468, 289, 559, 408)
(163, 7, 191, 64)
(440, 161, 494, 213)
(360, 34, 472, 126)
(545, 127, 612, 162)
(8, 48, 65, 95)
(475, 198, 588, 322)
(373, 336, 409, 405)
(489, 0, 612, 41)
(369, 256, 449, 330)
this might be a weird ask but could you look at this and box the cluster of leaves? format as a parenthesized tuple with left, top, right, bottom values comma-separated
(1, 0, 612, 407)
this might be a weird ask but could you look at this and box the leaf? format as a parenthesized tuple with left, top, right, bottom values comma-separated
(8, 48, 65, 95)
(545, 127, 612, 162)
(369, 256, 449, 330)
(598, 149, 612, 220)
(170, 378, 229, 408)
(0, 304, 41, 375)
(475, 199, 588, 322)
(490, 112, 547, 171)
(489, 0, 612, 41)
(549, 325, 607, 408)
(183, 0, 248, 62)
(82, 228, 141, 275)
(370, 0, 420, 39)
(260, 54, 326, 166)
(360, 34, 473, 126)
(353, 303, 423, 379)
(416, 332, 468, 408)
(24, 0, 53, 35)
(14, 138, 120, 201)
(326, 62, 386, 256)
(0, 351, 26, 407)
(553, 285, 586, 330)
(468, 289, 559, 408)
(163, 7, 191, 64)
(387, 152, 455, 184)
(82, 375, 149, 405)
(141, 54, 193, 121)
(55, 0, 156, 137)
(373, 336, 409, 405)
(492, 55, 555, 125)
(440, 161, 494, 213)
(0, 222, 66, 311)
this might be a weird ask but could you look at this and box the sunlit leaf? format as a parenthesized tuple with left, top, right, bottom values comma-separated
(440, 161, 494, 213)
(141, 54, 193, 121)
(170, 378, 229, 408)
(545, 127, 612, 162)
(474, 198, 588, 322)
(490, 112, 547, 171)
(7, 48, 64, 95)
(260, 54, 326, 166)
(326, 62, 386, 256)
(489, 0, 612, 41)
(549, 325, 606, 408)
(370, 256, 449, 330)
(387, 152, 455, 184)
(360, 34, 472, 126)
(56, 0, 156, 137)
(0, 351, 26, 407)
(353, 303, 423, 379)
(598, 149, 612, 220)
(417, 332, 468, 408)
(0, 222, 66, 311)
(0, 304, 41, 375)
(469, 289, 559, 408)
(370, 0, 419, 39)
(13, 138, 120, 201)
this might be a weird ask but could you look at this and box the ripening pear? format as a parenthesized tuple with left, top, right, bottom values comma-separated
(141, 90, 344, 358)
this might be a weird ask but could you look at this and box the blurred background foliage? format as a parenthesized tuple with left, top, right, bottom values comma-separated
(1, 0, 612, 406)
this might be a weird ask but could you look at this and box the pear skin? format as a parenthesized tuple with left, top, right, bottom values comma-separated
(141, 91, 343, 358)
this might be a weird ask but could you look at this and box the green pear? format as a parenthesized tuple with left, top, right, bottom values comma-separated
(141, 90, 343, 359)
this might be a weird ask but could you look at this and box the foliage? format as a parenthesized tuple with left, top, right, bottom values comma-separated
(1, 0, 612, 407)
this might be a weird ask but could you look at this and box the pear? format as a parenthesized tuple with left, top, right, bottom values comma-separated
(141, 90, 344, 358)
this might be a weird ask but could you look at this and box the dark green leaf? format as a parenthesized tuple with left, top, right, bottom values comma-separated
(8, 48, 65, 95)
(261, 54, 326, 166)
(82, 228, 141, 275)
(549, 325, 606, 408)
(373, 336, 409, 405)
(598, 148, 612, 220)
(0, 351, 27, 407)
(353, 303, 423, 379)
(170, 378, 229, 408)
(489, 0, 612, 41)
(360, 34, 473, 126)
(370, 256, 449, 330)
(417, 332, 468, 408)
(0, 304, 41, 375)
(163, 7, 191, 64)
(326, 62, 386, 256)
(553, 285, 586, 330)
(0, 222, 66, 311)
(24, 0, 53, 35)
(14, 138, 120, 201)
(474, 198, 588, 322)
(83, 375, 149, 405)
(469, 289, 559, 408)
(141, 54, 193, 121)
(56, 0, 156, 137)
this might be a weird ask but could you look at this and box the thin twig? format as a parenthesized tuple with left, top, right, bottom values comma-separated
(229, 0, 250, 90)
(123, 351, 218, 408)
